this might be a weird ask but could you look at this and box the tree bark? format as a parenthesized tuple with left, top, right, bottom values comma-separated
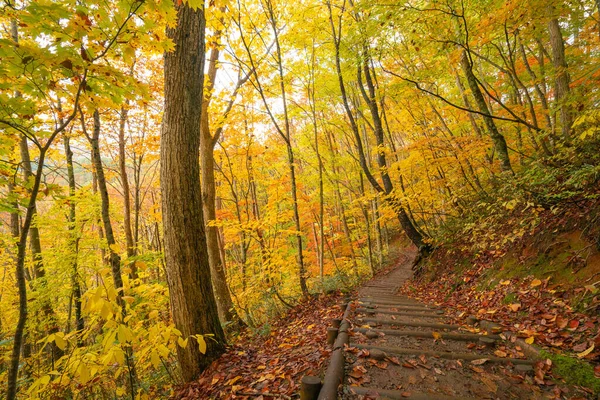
(547, 8, 572, 139)
(88, 110, 125, 307)
(200, 39, 244, 328)
(118, 103, 138, 280)
(160, 1, 226, 382)
(328, 3, 427, 251)
(63, 135, 84, 337)
(459, 50, 513, 173)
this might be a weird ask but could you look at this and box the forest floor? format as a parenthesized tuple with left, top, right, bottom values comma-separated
(342, 249, 594, 399)
(173, 232, 600, 399)
(172, 289, 348, 399)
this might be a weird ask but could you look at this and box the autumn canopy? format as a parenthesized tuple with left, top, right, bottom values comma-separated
(1, 0, 599, 398)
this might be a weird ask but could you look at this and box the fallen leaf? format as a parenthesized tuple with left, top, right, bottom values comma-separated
(525, 337, 535, 345)
(568, 320, 580, 331)
(509, 303, 521, 312)
(387, 356, 401, 365)
(531, 279, 542, 288)
(494, 350, 507, 358)
(577, 344, 595, 358)
(376, 361, 388, 369)
(432, 331, 442, 340)
(226, 376, 242, 386)
(471, 359, 489, 365)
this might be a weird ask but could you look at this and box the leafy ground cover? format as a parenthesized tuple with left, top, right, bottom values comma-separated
(402, 202, 600, 395)
(172, 292, 345, 399)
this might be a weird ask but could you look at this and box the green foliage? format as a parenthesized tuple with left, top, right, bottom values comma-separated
(541, 351, 600, 394)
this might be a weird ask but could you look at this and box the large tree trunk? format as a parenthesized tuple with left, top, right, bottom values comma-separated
(160, 1, 226, 382)
(547, 8, 572, 139)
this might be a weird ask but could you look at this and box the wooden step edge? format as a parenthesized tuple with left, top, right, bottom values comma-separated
(353, 343, 535, 365)
(360, 303, 439, 311)
(347, 386, 466, 400)
(354, 327, 501, 342)
(357, 308, 445, 318)
(359, 318, 459, 330)
(359, 300, 426, 307)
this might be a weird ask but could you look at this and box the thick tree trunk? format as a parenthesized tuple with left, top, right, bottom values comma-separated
(459, 50, 513, 173)
(160, 1, 226, 382)
(547, 10, 572, 139)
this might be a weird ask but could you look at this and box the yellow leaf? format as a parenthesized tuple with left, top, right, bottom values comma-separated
(79, 364, 90, 384)
(100, 302, 112, 319)
(432, 331, 442, 340)
(197, 335, 207, 354)
(122, 296, 135, 304)
(149, 310, 159, 319)
(54, 333, 67, 351)
(530, 279, 542, 288)
(500, 280, 510, 285)
(525, 337, 535, 345)
(177, 337, 188, 349)
(577, 344, 595, 358)
(150, 351, 161, 368)
(118, 324, 133, 344)
(227, 376, 242, 385)
(109, 243, 120, 253)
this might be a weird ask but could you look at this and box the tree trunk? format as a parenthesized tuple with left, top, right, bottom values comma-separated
(63, 135, 84, 337)
(454, 69, 483, 137)
(359, 54, 427, 248)
(19, 136, 63, 365)
(6, 143, 51, 400)
(160, 1, 226, 382)
(200, 132, 243, 328)
(200, 40, 244, 328)
(459, 50, 513, 173)
(89, 110, 125, 308)
(547, 9, 572, 139)
(118, 104, 138, 280)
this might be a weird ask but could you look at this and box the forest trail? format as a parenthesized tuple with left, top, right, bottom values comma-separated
(316, 249, 591, 399)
